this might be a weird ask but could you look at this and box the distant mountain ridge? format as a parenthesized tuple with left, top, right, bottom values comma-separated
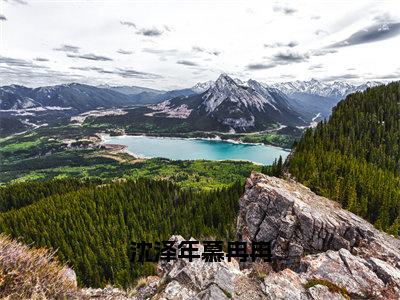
(0, 76, 385, 135)
(1, 77, 382, 112)
(271, 78, 381, 100)
(267, 79, 382, 121)
(190, 80, 214, 93)
(97, 84, 164, 95)
(98, 84, 203, 105)
(0, 83, 136, 111)
(0, 85, 41, 110)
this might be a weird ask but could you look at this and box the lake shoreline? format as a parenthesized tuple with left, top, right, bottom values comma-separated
(100, 134, 290, 165)
(99, 133, 292, 151)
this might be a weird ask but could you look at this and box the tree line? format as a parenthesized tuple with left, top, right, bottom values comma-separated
(289, 82, 400, 236)
(0, 178, 243, 288)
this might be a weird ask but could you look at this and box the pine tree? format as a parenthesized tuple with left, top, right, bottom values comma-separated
(289, 82, 400, 235)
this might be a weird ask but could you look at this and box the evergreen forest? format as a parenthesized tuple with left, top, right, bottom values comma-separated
(289, 82, 400, 235)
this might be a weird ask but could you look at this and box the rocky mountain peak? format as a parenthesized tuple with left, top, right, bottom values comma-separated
(201, 74, 267, 114)
(193, 74, 236, 93)
(147, 73, 307, 131)
(246, 78, 262, 88)
(239, 173, 400, 263)
(215, 73, 238, 87)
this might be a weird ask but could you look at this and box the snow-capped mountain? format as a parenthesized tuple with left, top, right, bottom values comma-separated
(201, 74, 267, 113)
(148, 74, 306, 131)
(190, 81, 214, 93)
(356, 81, 383, 92)
(1, 76, 386, 135)
(147, 75, 383, 132)
(269, 79, 382, 121)
(271, 79, 381, 100)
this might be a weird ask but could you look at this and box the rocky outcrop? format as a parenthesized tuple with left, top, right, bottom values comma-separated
(130, 235, 243, 300)
(236, 173, 400, 299)
(128, 237, 352, 300)
(238, 173, 400, 269)
(85, 173, 400, 299)
(81, 286, 133, 300)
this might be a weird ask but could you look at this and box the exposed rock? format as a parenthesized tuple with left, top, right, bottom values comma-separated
(158, 280, 197, 300)
(84, 173, 400, 299)
(237, 173, 400, 269)
(233, 273, 267, 299)
(307, 285, 346, 300)
(236, 173, 400, 299)
(129, 276, 159, 300)
(369, 257, 400, 287)
(197, 284, 230, 300)
(81, 286, 132, 299)
(300, 249, 384, 298)
(150, 235, 241, 299)
(261, 269, 307, 299)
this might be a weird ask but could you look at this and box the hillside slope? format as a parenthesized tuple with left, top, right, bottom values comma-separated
(289, 81, 400, 235)
(0, 179, 244, 287)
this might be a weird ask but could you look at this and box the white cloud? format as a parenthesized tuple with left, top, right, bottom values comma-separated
(1, 0, 399, 88)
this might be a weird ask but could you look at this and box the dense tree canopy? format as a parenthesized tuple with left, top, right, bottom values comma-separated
(290, 82, 400, 236)
(0, 178, 101, 212)
(0, 178, 243, 288)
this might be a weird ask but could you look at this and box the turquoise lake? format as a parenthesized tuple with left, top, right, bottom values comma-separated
(104, 135, 289, 165)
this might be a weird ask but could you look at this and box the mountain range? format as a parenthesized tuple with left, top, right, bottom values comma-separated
(0, 83, 135, 111)
(0, 75, 382, 135)
(271, 79, 380, 100)
(270, 79, 381, 120)
(148, 74, 305, 131)
(144, 74, 382, 132)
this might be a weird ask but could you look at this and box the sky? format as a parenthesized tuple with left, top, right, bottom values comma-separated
(1, 0, 400, 90)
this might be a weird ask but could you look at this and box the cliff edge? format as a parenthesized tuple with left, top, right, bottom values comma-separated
(131, 173, 400, 299)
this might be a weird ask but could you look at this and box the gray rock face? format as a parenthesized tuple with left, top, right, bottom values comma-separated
(84, 173, 400, 299)
(81, 286, 133, 299)
(238, 173, 400, 268)
(237, 173, 400, 299)
(261, 269, 308, 300)
(300, 249, 384, 298)
(142, 235, 241, 300)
